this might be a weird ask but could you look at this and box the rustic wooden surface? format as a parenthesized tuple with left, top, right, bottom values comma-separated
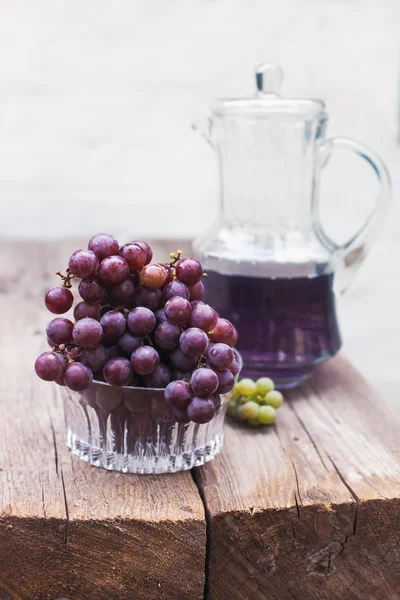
(196, 356, 400, 600)
(1, 241, 400, 600)
(0, 241, 205, 600)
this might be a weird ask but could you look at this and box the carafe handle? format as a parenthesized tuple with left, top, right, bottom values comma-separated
(313, 137, 391, 294)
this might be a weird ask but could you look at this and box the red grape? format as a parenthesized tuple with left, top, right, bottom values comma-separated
(35, 351, 66, 381)
(207, 343, 234, 370)
(64, 362, 93, 391)
(106, 345, 120, 360)
(103, 357, 133, 387)
(35, 236, 236, 430)
(107, 279, 135, 306)
(73, 317, 103, 349)
(131, 346, 160, 375)
(81, 345, 108, 371)
(190, 368, 219, 397)
(229, 349, 241, 376)
(118, 331, 142, 356)
(68, 249, 99, 279)
(144, 363, 171, 388)
(187, 281, 204, 301)
(130, 240, 153, 265)
(154, 321, 181, 350)
(150, 397, 174, 422)
(171, 406, 190, 423)
(187, 397, 216, 424)
(176, 257, 203, 285)
(140, 264, 167, 289)
(46, 318, 74, 346)
(160, 263, 174, 285)
(88, 233, 119, 260)
(210, 392, 222, 410)
(155, 308, 167, 324)
(78, 277, 105, 303)
(127, 307, 156, 336)
(96, 385, 123, 411)
(230, 327, 238, 347)
(135, 285, 162, 310)
(191, 300, 204, 308)
(119, 243, 147, 271)
(74, 301, 101, 321)
(55, 375, 66, 387)
(210, 318, 237, 345)
(171, 368, 192, 381)
(164, 380, 193, 409)
(98, 256, 129, 286)
(215, 369, 235, 394)
(100, 310, 126, 343)
(162, 281, 189, 302)
(188, 303, 218, 332)
(45, 286, 73, 314)
(164, 297, 192, 325)
(179, 327, 209, 358)
(170, 347, 195, 370)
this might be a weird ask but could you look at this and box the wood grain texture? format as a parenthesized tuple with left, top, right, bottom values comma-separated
(2, 239, 400, 600)
(196, 356, 400, 600)
(0, 241, 205, 600)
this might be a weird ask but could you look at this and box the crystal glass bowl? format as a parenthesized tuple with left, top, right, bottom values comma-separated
(61, 380, 231, 474)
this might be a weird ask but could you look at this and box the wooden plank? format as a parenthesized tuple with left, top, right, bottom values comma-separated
(0, 241, 205, 600)
(196, 356, 400, 600)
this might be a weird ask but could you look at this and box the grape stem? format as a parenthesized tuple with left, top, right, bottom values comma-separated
(195, 355, 206, 369)
(169, 249, 183, 267)
(55, 269, 74, 288)
(55, 343, 83, 363)
(102, 302, 124, 313)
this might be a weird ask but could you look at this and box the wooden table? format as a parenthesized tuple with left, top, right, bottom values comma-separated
(1, 241, 400, 600)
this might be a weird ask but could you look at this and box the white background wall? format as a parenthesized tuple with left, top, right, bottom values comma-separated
(0, 0, 399, 404)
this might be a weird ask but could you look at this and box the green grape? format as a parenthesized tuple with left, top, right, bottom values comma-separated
(236, 405, 248, 421)
(241, 400, 260, 420)
(235, 378, 257, 396)
(255, 377, 275, 395)
(237, 395, 250, 405)
(248, 418, 260, 427)
(265, 390, 284, 409)
(227, 399, 238, 417)
(230, 388, 240, 401)
(254, 394, 265, 405)
(258, 405, 276, 425)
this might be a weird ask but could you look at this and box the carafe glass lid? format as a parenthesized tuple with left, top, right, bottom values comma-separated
(212, 62, 326, 120)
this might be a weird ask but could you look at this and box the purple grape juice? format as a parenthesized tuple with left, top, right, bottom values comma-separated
(205, 270, 341, 387)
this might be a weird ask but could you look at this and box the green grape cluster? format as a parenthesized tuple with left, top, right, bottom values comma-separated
(226, 377, 284, 427)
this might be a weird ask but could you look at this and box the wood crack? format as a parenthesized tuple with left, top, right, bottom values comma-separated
(291, 458, 303, 522)
(326, 453, 360, 535)
(41, 482, 47, 519)
(326, 551, 333, 575)
(60, 468, 69, 545)
(275, 423, 303, 520)
(49, 412, 59, 477)
(288, 400, 330, 473)
(294, 491, 301, 521)
(191, 468, 210, 599)
(338, 535, 349, 558)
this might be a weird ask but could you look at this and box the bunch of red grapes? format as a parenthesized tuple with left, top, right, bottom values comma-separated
(34, 234, 239, 424)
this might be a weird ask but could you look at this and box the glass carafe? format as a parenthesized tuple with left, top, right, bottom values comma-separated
(193, 63, 391, 387)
